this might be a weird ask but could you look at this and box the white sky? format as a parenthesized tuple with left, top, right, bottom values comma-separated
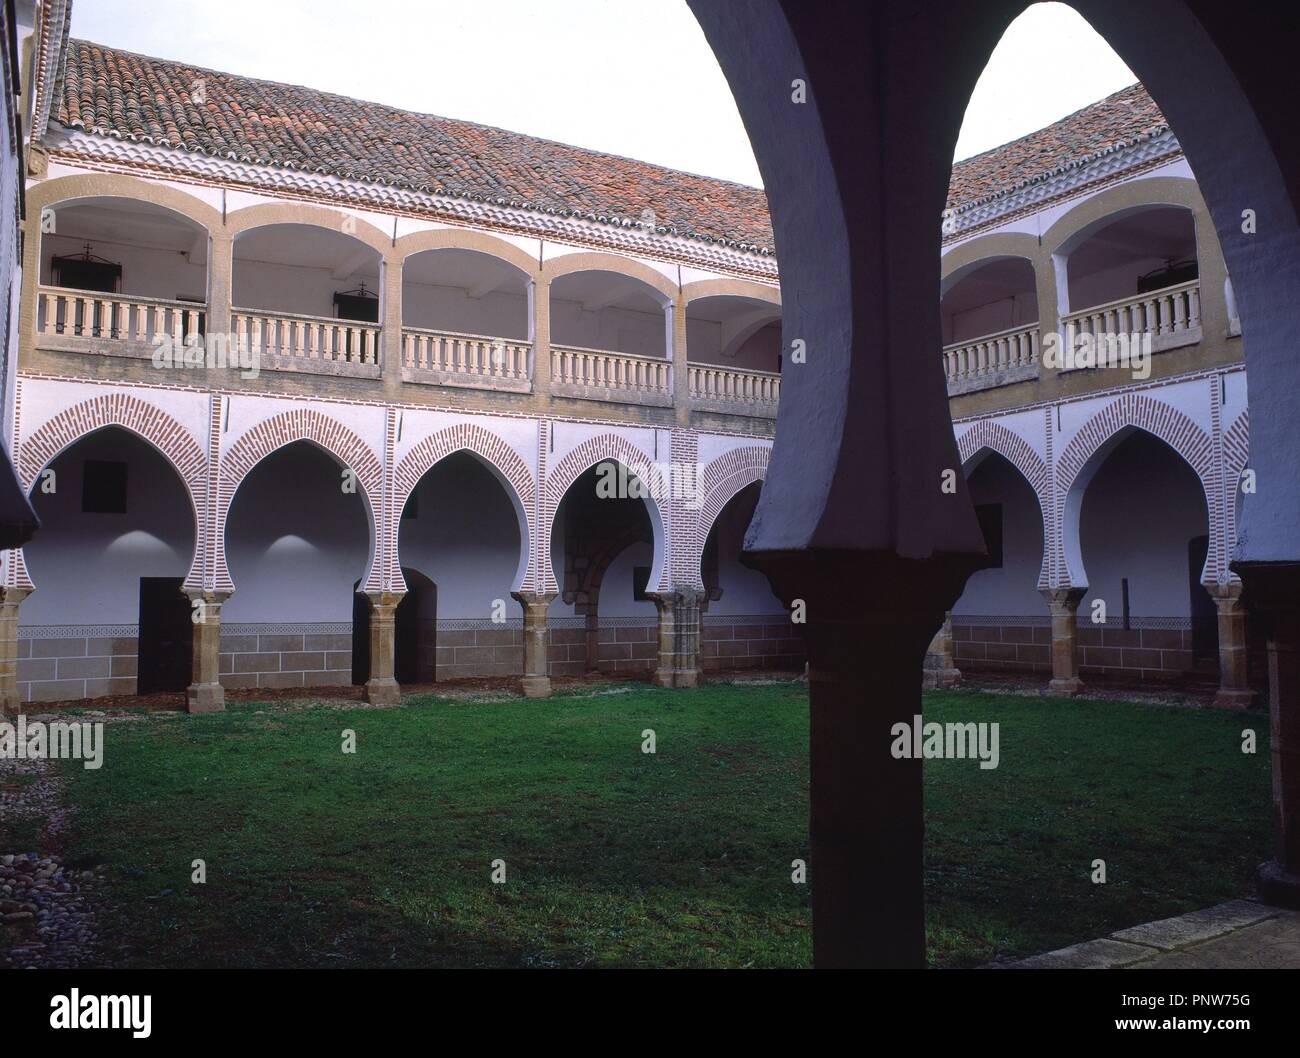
(70, 0, 1136, 187)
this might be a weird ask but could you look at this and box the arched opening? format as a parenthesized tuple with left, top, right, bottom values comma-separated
(224, 440, 370, 692)
(1075, 429, 1212, 681)
(685, 295, 782, 415)
(550, 461, 660, 675)
(401, 248, 532, 387)
(950, 451, 1047, 676)
(232, 223, 383, 364)
(940, 257, 1039, 391)
(393, 451, 525, 683)
(698, 480, 799, 672)
(22, 426, 196, 701)
(549, 271, 672, 406)
(35, 196, 209, 351)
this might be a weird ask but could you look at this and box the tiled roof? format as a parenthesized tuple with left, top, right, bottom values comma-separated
(947, 83, 1169, 211)
(54, 40, 774, 250)
(52, 40, 1169, 253)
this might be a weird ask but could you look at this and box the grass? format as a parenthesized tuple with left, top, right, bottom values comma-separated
(10, 682, 1271, 967)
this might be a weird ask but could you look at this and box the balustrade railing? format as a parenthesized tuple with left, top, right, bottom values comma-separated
(551, 344, 672, 398)
(942, 322, 1039, 387)
(231, 308, 380, 365)
(402, 327, 530, 382)
(37, 285, 204, 346)
(688, 363, 781, 406)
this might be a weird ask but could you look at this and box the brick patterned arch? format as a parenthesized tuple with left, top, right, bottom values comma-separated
(17, 393, 207, 591)
(20, 393, 207, 495)
(957, 419, 1050, 590)
(542, 433, 665, 595)
(391, 423, 536, 592)
(1056, 392, 1214, 494)
(694, 445, 770, 554)
(1054, 392, 1214, 588)
(1219, 409, 1250, 584)
(957, 420, 1048, 499)
(216, 409, 384, 593)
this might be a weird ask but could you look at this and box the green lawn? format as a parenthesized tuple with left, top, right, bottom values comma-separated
(14, 682, 1271, 967)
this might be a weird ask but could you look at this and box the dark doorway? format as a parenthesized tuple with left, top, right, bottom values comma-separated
(396, 569, 436, 685)
(351, 585, 369, 685)
(352, 572, 437, 686)
(137, 577, 192, 694)
(1188, 535, 1217, 660)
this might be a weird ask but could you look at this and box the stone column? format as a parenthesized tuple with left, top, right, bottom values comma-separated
(670, 295, 690, 425)
(1042, 587, 1086, 696)
(0, 586, 30, 717)
(1207, 580, 1254, 709)
(652, 588, 702, 689)
(747, 551, 977, 968)
(530, 275, 552, 406)
(185, 589, 229, 714)
(364, 590, 404, 705)
(922, 610, 961, 689)
(207, 231, 233, 345)
(1236, 565, 1300, 907)
(512, 591, 556, 698)
(380, 249, 404, 398)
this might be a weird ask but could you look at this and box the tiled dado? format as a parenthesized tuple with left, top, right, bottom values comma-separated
(952, 616, 1200, 681)
(17, 631, 138, 703)
(700, 615, 804, 672)
(219, 629, 353, 690)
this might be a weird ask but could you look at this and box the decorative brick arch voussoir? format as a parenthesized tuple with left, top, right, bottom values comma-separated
(957, 420, 1048, 499)
(20, 393, 207, 497)
(217, 409, 384, 593)
(392, 423, 536, 589)
(1056, 392, 1213, 495)
(1224, 410, 1250, 487)
(694, 445, 770, 555)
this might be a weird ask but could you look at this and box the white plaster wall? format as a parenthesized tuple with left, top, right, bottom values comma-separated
(401, 281, 528, 338)
(23, 429, 195, 625)
(952, 454, 1045, 617)
(1079, 432, 1208, 618)
(708, 485, 786, 614)
(232, 256, 381, 318)
(223, 443, 370, 622)
(598, 540, 657, 618)
(40, 233, 207, 302)
(397, 453, 521, 618)
(550, 298, 666, 357)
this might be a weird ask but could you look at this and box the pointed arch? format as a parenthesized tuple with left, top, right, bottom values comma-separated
(392, 423, 535, 593)
(217, 409, 384, 594)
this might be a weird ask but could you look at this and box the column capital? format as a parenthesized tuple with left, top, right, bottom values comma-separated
(1040, 585, 1086, 613)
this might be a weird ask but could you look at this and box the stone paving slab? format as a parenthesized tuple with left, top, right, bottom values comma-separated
(1009, 938, 1156, 969)
(1128, 914, 1300, 969)
(1110, 899, 1279, 951)
(996, 900, 1300, 969)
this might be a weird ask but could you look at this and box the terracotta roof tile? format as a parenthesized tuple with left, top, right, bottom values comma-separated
(53, 40, 1170, 252)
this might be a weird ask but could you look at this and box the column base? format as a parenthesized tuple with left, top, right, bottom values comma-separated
(922, 667, 961, 690)
(1213, 687, 1256, 710)
(520, 675, 552, 699)
(185, 682, 225, 714)
(652, 666, 700, 689)
(364, 677, 401, 706)
(1047, 676, 1084, 696)
(1257, 860, 1300, 909)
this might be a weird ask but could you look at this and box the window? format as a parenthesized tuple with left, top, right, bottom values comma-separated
(82, 460, 127, 514)
(51, 253, 121, 293)
(975, 503, 1003, 568)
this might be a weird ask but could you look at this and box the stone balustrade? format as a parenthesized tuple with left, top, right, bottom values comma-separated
(943, 322, 1040, 394)
(688, 363, 781, 417)
(550, 344, 674, 407)
(231, 308, 382, 377)
(401, 327, 532, 392)
(36, 285, 204, 356)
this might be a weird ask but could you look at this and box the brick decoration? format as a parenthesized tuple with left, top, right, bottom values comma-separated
(692, 444, 769, 588)
(957, 419, 1050, 589)
(1220, 408, 1249, 585)
(391, 421, 536, 590)
(19, 391, 207, 495)
(956, 420, 1048, 497)
(1054, 392, 1213, 588)
(542, 433, 662, 597)
(16, 393, 208, 594)
(216, 408, 384, 594)
(666, 429, 701, 591)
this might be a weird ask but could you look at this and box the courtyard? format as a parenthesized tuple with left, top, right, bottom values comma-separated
(0, 680, 1270, 968)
